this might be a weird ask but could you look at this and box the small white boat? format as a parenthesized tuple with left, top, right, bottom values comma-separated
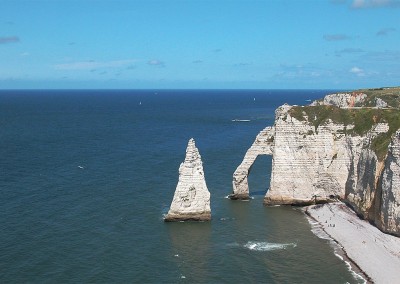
(232, 119, 251, 122)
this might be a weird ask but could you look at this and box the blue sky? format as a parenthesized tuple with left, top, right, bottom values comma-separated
(1, 0, 399, 89)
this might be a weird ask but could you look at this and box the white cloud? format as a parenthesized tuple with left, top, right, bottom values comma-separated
(376, 27, 396, 36)
(335, 48, 364, 57)
(0, 36, 19, 44)
(352, 0, 400, 8)
(350, 66, 365, 76)
(363, 50, 400, 61)
(323, 34, 352, 41)
(147, 59, 165, 67)
(54, 59, 137, 70)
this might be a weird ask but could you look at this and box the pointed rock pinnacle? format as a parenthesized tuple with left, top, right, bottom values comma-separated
(164, 138, 211, 221)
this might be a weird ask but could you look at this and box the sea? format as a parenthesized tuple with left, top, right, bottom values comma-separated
(0, 89, 365, 283)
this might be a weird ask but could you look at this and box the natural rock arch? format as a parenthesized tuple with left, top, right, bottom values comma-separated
(229, 126, 274, 200)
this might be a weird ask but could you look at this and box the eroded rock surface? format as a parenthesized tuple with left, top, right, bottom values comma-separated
(165, 138, 211, 221)
(232, 91, 400, 236)
(311, 92, 367, 108)
(378, 130, 400, 235)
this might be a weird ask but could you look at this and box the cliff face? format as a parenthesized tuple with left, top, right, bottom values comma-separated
(165, 138, 211, 221)
(378, 130, 400, 235)
(232, 90, 400, 236)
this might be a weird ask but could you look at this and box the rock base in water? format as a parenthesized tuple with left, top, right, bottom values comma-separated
(228, 193, 250, 200)
(164, 212, 211, 222)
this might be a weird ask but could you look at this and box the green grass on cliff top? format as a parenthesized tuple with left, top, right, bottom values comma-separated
(288, 87, 400, 160)
(359, 87, 400, 108)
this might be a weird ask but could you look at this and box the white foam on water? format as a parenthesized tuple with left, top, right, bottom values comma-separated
(306, 216, 333, 241)
(220, 217, 235, 221)
(344, 260, 367, 283)
(334, 252, 343, 260)
(334, 251, 366, 283)
(311, 227, 333, 241)
(160, 213, 168, 221)
(226, 242, 240, 248)
(244, 241, 297, 251)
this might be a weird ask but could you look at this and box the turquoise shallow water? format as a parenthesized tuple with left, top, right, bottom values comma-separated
(1, 90, 363, 283)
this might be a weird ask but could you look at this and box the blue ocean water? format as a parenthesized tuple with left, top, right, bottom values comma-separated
(0, 90, 363, 283)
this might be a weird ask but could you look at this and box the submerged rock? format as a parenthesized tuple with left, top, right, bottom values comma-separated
(165, 138, 211, 222)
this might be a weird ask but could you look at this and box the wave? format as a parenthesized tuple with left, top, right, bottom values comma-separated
(244, 241, 297, 251)
(226, 242, 241, 248)
(335, 253, 366, 283)
(306, 216, 333, 241)
(219, 217, 236, 221)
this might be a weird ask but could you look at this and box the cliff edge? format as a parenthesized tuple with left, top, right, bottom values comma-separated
(232, 87, 400, 236)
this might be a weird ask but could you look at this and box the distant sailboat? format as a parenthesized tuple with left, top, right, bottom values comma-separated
(139, 101, 142, 105)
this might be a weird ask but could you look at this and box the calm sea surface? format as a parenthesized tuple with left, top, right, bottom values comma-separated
(0, 90, 363, 283)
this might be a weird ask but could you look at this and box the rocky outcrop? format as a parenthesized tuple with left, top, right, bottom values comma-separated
(311, 92, 366, 108)
(165, 138, 211, 221)
(232, 92, 400, 236)
(375, 97, 388, 108)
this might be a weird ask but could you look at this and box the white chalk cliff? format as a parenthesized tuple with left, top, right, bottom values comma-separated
(310, 92, 367, 108)
(232, 91, 400, 236)
(378, 130, 400, 235)
(165, 138, 211, 221)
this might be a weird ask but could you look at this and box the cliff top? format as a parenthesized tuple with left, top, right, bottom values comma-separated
(310, 86, 400, 109)
(288, 87, 400, 160)
(357, 87, 400, 108)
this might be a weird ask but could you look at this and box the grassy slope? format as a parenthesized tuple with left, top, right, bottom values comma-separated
(288, 87, 400, 160)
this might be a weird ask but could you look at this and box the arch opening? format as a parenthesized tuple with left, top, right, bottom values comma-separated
(247, 154, 272, 198)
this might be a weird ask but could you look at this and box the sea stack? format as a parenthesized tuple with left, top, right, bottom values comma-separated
(165, 138, 211, 221)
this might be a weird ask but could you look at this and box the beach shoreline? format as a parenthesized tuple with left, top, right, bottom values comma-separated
(305, 202, 400, 284)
